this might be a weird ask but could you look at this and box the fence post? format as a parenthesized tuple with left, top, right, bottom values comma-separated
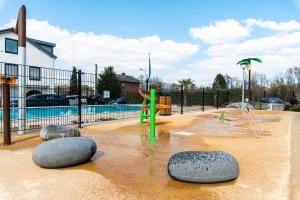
(216, 90, 219, 110)
(202, 87, 205, 112)
(227, 90, 230, 105)
(293, 90, 295, 101)
(263, 90, 266, 98)
(57, 86, 60, 97)
(78, 70, 82, 128)
(180, 85, 184, 114)
(3, 82, 11, 145)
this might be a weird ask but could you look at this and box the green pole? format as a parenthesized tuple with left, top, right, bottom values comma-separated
(149, 89, 157, 142)
(219, 112, 225, 121)
(140, 98, 147, 124)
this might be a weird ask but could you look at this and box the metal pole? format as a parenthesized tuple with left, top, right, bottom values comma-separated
(202, 87, 205, 112)
(242, 67, 245, 107)
(95, 64, 98, 96)
(146, 80, 149, 91)
(78, 70, 82, 128)
(145, 80, 149, 116)
(180, 85, 184, 114)
(16, 5, 26, 134)
(263, 90, 266, 98)
(3, 83, 11, 145)
(216, 90, 219, 110)
(248, 68, 252, 104)
(227, 90, 230, 105)
(293, 90, 295, 101)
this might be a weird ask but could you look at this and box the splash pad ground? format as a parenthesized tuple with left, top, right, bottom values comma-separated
(0, 109, 299, 200)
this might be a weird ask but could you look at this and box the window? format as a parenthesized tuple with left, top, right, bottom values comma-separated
(4, 63, 18, 78)
(29, 66, 41, 80)
(5, 38, 18, 54)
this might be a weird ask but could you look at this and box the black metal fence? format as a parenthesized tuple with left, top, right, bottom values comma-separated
(0, 62, 298, 134)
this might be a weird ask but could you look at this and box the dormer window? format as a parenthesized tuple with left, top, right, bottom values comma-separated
(5, 38, 18, 54)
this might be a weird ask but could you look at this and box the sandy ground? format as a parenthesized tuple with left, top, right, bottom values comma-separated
(289, 112, 300, 200)
(0, 109, 298, 200)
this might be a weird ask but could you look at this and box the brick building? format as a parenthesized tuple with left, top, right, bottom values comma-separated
(117, 73, 140, 96)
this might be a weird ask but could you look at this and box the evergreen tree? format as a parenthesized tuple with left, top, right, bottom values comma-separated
(96, 66, 121, 99)
(69, 66, 78, 95)
(212, 74, 227, 90)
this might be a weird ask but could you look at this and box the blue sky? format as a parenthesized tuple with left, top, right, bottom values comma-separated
(1, 0, 300, 85)
(1, 0, 299, 41)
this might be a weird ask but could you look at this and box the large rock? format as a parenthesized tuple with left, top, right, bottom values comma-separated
(40, 124, 80, 140)
(168, 151, 239, 183)
(32, 137, 97, 168)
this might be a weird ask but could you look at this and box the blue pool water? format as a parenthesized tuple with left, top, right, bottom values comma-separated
(0, 105, 141, 120)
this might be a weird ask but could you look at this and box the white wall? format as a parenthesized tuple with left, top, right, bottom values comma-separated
(0, 32, 55, 68)
(0, 31, 56, 95)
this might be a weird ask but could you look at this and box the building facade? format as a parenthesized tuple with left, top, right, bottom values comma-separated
(117, 73, 140, 96)
(0, 28, 56, 98)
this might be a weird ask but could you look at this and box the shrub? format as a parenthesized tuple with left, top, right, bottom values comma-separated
(291, 105, 300, 112)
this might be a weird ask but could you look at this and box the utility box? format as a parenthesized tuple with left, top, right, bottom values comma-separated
(159, 96, 172, 115)
(261, 103, 284, 111)
(260, 97, 284, 111)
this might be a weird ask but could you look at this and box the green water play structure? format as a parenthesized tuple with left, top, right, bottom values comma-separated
(138, 53, 171, 142)
(237, 58, 262, 104)
(139, 89, 170, 142)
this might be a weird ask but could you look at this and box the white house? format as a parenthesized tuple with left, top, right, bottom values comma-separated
(0, 27, 56, 97)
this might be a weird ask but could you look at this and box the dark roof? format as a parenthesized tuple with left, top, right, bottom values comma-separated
(28, 38, 56, 47)
(117, 73, 140, 84)
(0, 27, 57, 58)
(260, 97, 284, 104)
(0, 27, 15, 34)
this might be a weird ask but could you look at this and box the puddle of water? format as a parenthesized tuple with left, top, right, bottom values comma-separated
(180, 115, 252, 136)
(70, 117, 244, 199)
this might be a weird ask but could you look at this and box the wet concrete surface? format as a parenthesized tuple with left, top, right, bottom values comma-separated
(0, 110, 294, 199)
(78, 123, 219, 199)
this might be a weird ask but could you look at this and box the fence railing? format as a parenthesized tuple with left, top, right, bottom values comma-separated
(0, 62, 298, 134)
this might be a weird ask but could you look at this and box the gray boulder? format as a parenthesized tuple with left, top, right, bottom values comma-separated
(168, 151, 239, 183)
(32, 137, 97, 168)
(40, 124, 80, 140)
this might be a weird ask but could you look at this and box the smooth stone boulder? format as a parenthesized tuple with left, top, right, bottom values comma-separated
(168, 151, 239, 183)
(40, 124, 80, 140)
(32, 137, 97, 168)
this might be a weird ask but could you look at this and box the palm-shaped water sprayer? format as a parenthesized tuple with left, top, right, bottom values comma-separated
(237, 58, 262, 105)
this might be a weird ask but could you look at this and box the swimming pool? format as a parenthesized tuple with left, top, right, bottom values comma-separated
(0, 105, 141, 120)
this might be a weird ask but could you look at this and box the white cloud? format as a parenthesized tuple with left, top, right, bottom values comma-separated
(189, 19, 250, 44)
(206, 32, 300, 57)
(2, 19, 199, 78)
(245, 18, 300, 32)
(3, 17, 300, 85)
(188, 30, 300, 84)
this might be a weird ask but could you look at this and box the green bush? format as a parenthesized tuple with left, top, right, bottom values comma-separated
(291, 105, 300, 112)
